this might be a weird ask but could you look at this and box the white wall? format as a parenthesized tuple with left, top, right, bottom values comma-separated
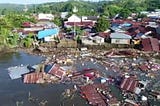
(38, 13, 54, 20)
(68, 14, 81, 22)
(111, 39, 130, 44)
(44, 34, 58, 42)
(93, 36, 105, 44)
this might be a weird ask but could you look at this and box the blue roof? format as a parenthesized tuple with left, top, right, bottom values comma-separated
(37, 28, 59, 39)
(121, 23, 132, 27)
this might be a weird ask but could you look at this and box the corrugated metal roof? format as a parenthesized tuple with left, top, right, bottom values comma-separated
(23, 72, 44, 84)
(141, 38, 159, 51)
(120, 77, 138, 92)
(45, 64, 66, 79)
(150, 38, 159, 51)
(139, 65, 149, 71)
(110, 33, 132, 39)
(37, 28, 59, 39)
(80, 84, 107, 106)
(8, 65, 30, 80)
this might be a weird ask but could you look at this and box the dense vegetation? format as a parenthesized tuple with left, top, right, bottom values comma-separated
(0, 0, 160, 50)
(0, 13, 36, 49)
(0, 4, 34, 15)
(28, 0, 160, 17)
(0, 0, 160, 17)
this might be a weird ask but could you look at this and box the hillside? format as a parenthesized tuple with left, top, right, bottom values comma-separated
(0, 3, 34, 14)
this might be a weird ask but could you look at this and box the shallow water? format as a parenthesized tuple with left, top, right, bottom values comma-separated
(0, 51, 88, 106)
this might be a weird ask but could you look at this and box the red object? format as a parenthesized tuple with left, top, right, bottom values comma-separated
(98, 32, 111, 38)
(23, 72, 43, 84)
(22, 22, 31, 27)
(65, 21, 94, 27)
(84, 72, 94, 79)
(48, 64, 66, 79)
(139, 65, 149, 71)
(141, 38, 159, 52)
(80, 84, 108, 106)
(120, 77, 138, 92)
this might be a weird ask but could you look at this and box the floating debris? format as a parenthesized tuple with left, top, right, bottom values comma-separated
(16, 101, 23, 106)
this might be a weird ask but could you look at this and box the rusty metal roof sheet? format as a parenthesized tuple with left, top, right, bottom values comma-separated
(120, 77, 138, 92)
(23, 72, 44, 84)
(80, 84, 108, 106)
(142, 38, 159, 51)
(48, 64, 66, 79)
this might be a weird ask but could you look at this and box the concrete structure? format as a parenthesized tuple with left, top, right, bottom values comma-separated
(92, 35, 105, 44)
(68, 14, 81, 23)
(64, 14, 95, 27)
(110, 33, 131, 44)
(38, 13, 54, 21)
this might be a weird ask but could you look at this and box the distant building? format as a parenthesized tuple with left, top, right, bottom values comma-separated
(64, 14, 95, 27)
(38, 13, 54, 21)
(141, 38, 159, 52)
(37, 28, 59, 42)
(90, 32, 110, 44)
(68, 14, 81, 22)
(120, 77, 138, 93)
(44, 64, 66, 79)
(110, 33, 131, 44)
(61, 12, 68, 19)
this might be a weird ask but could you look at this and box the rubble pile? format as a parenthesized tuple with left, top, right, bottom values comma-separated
(8, 48, 160, 106)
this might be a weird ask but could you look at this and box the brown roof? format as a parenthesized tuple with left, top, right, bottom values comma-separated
(139, 65, 149, 71)
(23, 72, 44, 84)
(141, 38, 159, 52)
(65, 21, 94, 27)
(98, 32, 111, 38)
(48, 64, 66, 79)
(107, 98, 120, 105)
(80, 84, 108, 106)
(120, 77, 138, 92)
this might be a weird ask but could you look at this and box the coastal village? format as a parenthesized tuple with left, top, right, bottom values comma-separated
(1, 1, 160, 106)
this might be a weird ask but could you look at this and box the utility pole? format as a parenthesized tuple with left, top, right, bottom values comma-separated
(72, 6, 78, 37)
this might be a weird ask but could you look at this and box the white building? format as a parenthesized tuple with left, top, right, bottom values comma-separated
(67, 14, 81, 22)
(92, 36, 105, 44)
(38, 13, 54, 21)
(110, 33, 131, 44)
(61, 12, 68, 19)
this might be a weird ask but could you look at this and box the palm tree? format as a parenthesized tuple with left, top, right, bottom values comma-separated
(0, 27, 10, 46)
(22, 33, 34, 48)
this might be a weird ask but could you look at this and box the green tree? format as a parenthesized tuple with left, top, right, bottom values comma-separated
(52, 16, 62, 27)
(120, 8, 131, 18)
(95, 16, 110, 32)
(75, 26, 85, 36)
(0, 28, 11, 46)
(103, 4, 121, 18)
(22, 33, 34, 48)
(8, 33, 19, 46)
(0, 18, 13, 29)
(5, 13, 36, 28)
(1, 8, 7, 15)
(145, 0, 160, 11)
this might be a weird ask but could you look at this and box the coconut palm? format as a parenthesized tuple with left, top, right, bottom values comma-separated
(0, 27, 10, 46)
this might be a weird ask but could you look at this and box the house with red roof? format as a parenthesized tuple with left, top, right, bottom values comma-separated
(44, 64, 66, 79)
(120, 77, 138, 93)
(141, 38, 159, 52)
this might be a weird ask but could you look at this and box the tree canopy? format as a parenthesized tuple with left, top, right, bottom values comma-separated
(0, 13, 36, 48)
(95, 16, 110, 32)
(1, 0, 160, 18)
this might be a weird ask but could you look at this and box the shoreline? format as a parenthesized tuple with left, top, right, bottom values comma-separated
(1, 46, 160, 62)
